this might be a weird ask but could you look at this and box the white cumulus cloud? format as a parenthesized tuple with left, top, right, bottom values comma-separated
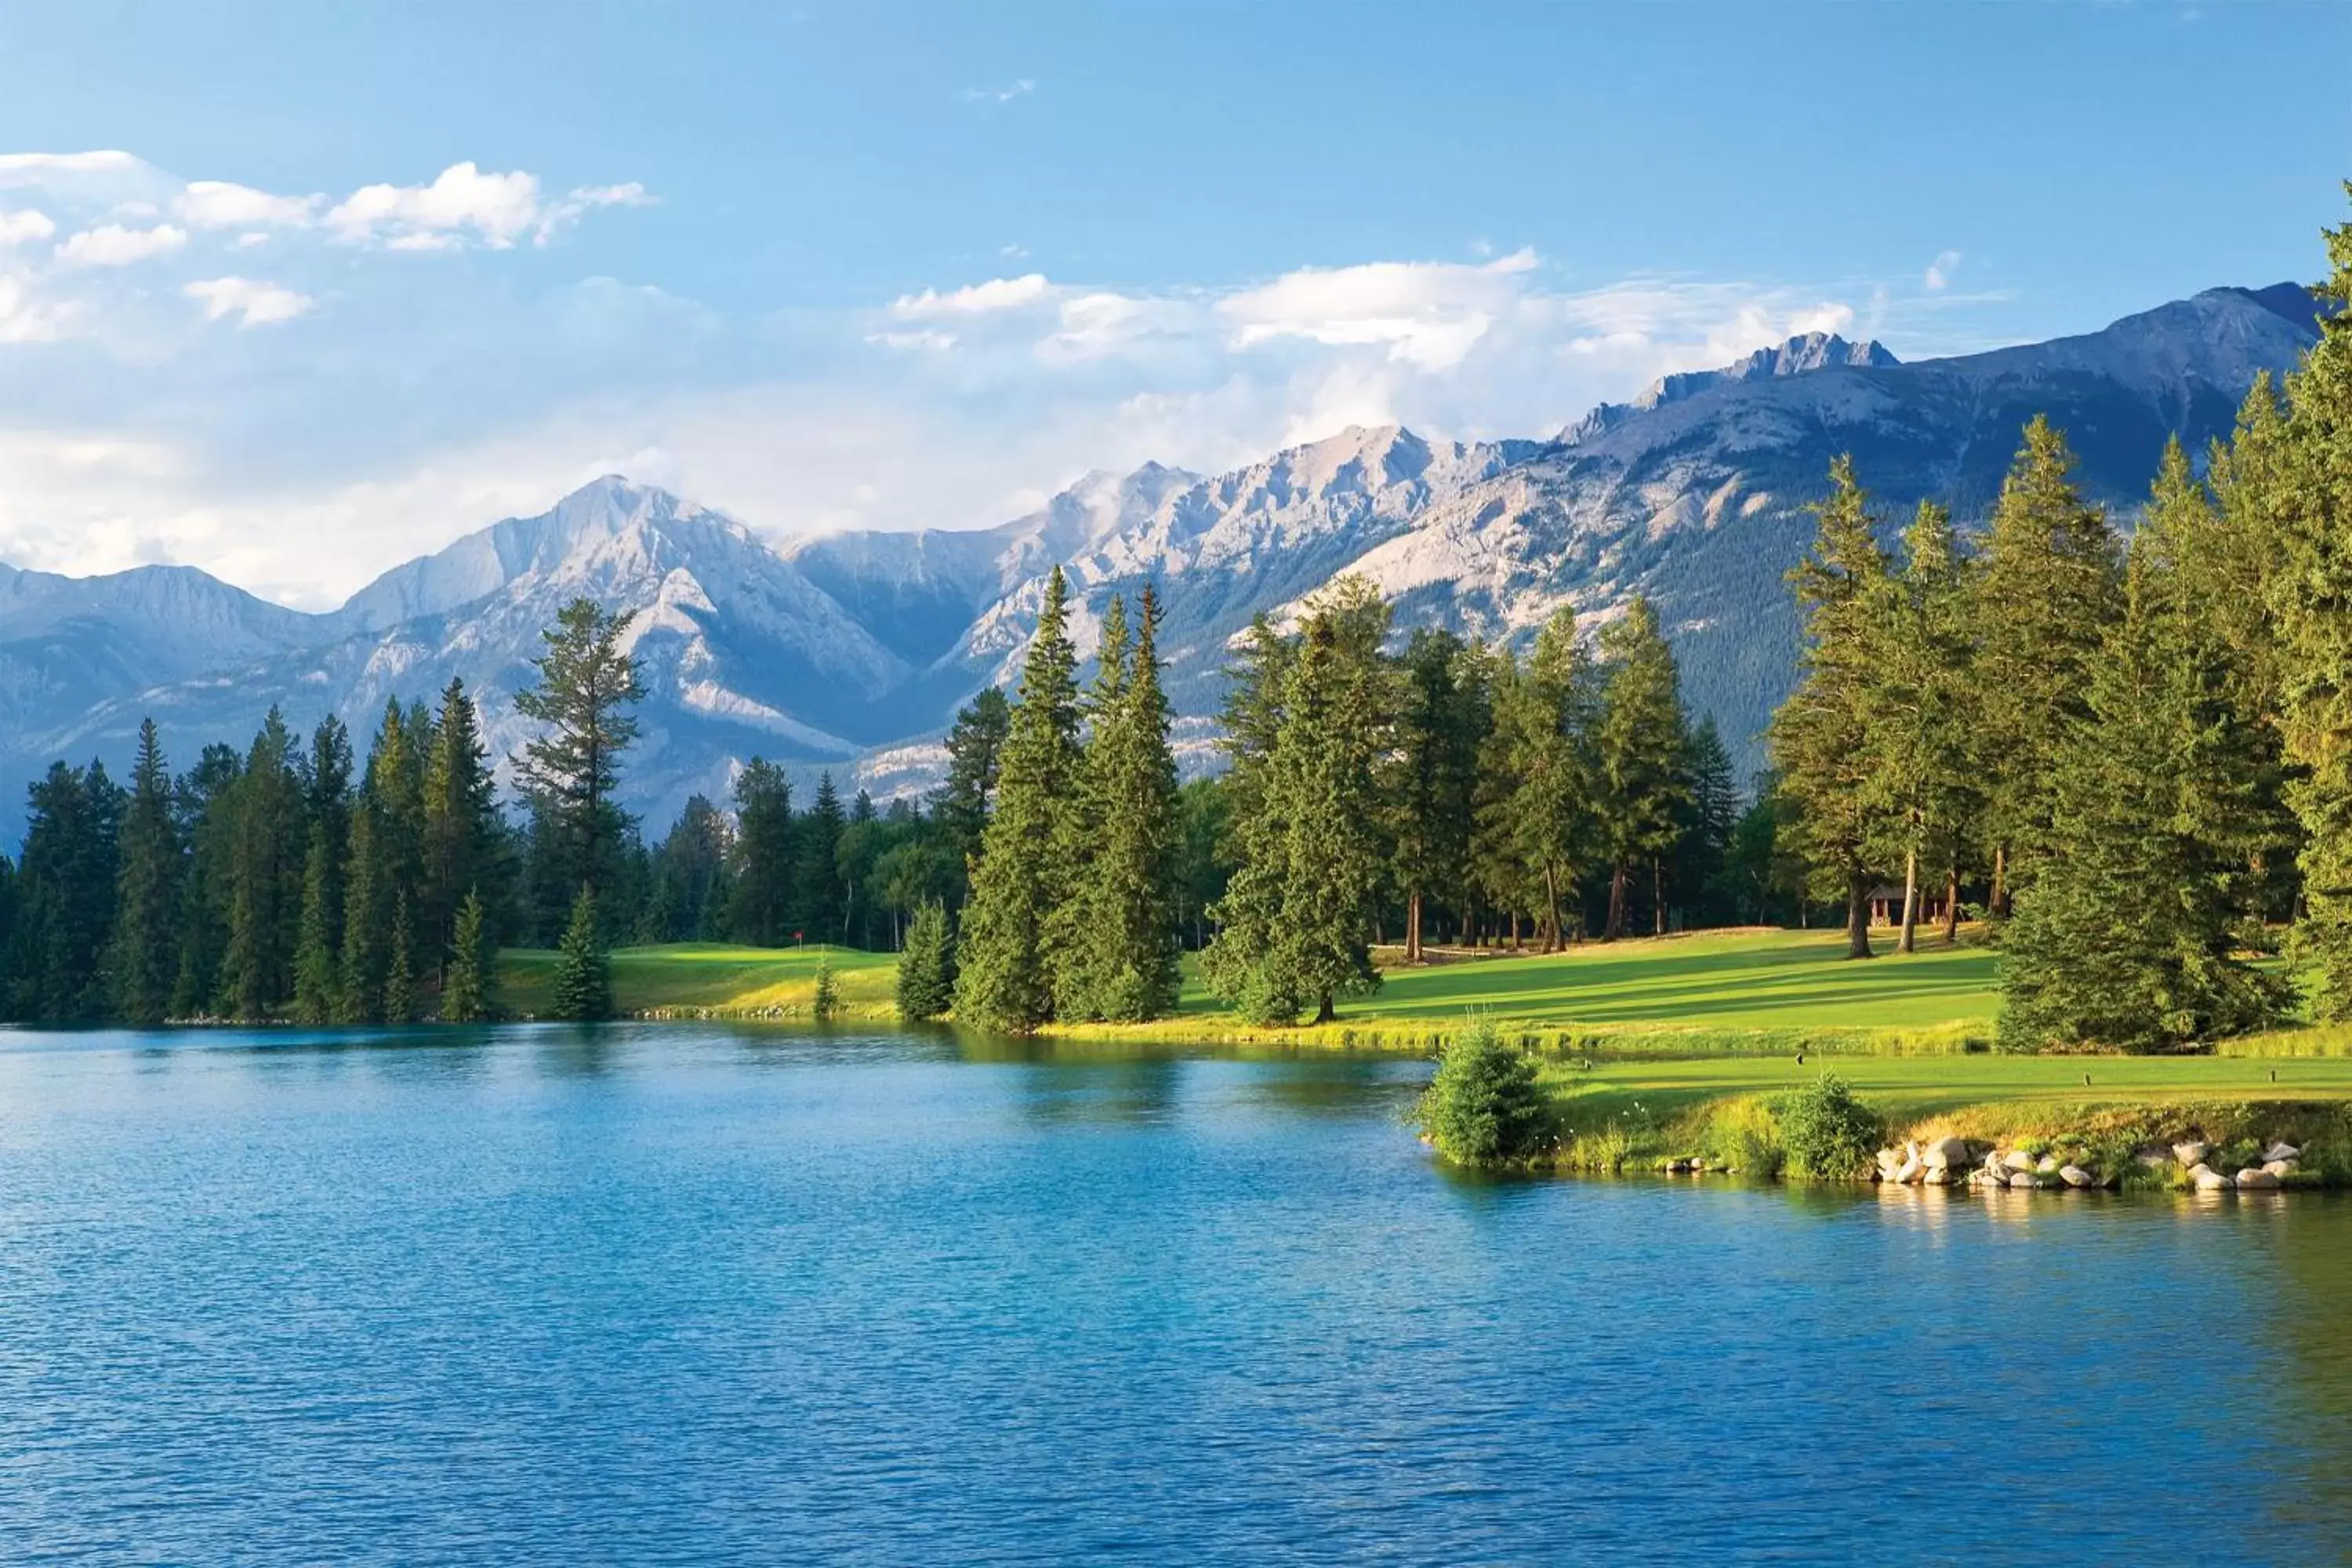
(183, 276, 316, 328)
(890, 273, 1052, 319)
(56, 222, 187, 267)
(0, 208, 55, 247)
(326, 162, 648, 250)
(1220, 249, 1539, 371)
(178, 180, 322, 229)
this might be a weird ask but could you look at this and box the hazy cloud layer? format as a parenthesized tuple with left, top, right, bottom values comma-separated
(0, 147, 2002, 608)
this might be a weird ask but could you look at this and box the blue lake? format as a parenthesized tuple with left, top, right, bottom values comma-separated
(3, 1023, 2349, 1564)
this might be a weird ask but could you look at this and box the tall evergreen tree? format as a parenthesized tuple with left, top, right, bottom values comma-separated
(794, 772, 848, 943)
(1999, 532, 2285, 1050)
(1769, 456, 1891, 959)
(726, 758, 795, 944)
(514, 597, 644, 914)
(337, 800, 389, 1024)
(1475, 608, 1598, 951)
(172, 744, 243, 1018)
(383, 895, 419, 1025)
(440, 889, 497, 1022)
(1390, 629, 1486, 960)
(1875, 500, 1978, 952)
(550, 887, 613, 1022)
(1594, 597, 1690, 938)
(1675, 716, 1741, 927)
(292, 822, 341, 1024)
(955, 566, 1082, 1033)
(1972, 416, 2121, 913)
(1045, 594, 1129, 1014)
(1060, 586, 1184, 1021)
(895, 900, 956, 1022)
(220, 708, 305, 1020)
(109, 720, 181, 1025)
(928, 687, 1011, 903)
(1207, 578, 1392, 1023)
(2263, 189, 2352, 1014)
(422, 677, 503, 975)
(7, 761, 123, 1022)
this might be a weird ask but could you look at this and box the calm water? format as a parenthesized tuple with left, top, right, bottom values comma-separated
(3, 1025, 2350, 1564)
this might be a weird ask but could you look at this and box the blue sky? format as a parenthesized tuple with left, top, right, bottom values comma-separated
(0, 0, 2345, 604)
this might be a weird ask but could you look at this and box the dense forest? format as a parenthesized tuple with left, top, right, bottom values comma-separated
(5, 194, 2349, 1045)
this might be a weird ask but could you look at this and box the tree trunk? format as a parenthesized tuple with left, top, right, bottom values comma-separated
(1898, 848, 1918, 955)
(1846, 869, 1875, 960)
(1542, 865, 1563, 953)
(1606, 863, 1628, 940)
(1315, 989, 1335, 1025)
(1942, 864, 1961, 944)
(1989, 844, 2008, 920)
(1406, 890, 1423, 964)
(1653, 858, 1667, 936)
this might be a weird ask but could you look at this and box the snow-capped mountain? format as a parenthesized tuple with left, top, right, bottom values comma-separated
(0, 281, 2323, 840)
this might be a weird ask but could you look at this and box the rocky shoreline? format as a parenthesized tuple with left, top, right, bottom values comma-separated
(1872, 1136, 2307, 1192)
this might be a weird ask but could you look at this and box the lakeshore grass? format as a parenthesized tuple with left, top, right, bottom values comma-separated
(497, 942, 898, 1020)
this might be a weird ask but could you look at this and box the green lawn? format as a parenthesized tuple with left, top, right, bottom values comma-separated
(497, 942, 897, 1019)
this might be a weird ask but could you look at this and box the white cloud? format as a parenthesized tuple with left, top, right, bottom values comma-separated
(1925, 249, 1962, 291)
(56, 222, 187, 267)
(1220, 249, 1540, 371)
(961, 79, 1035, 104)
(0, 208, 54, 247)
(325, 162, 648, 250)
(183, 276, 316, 328)
(0, 150, 144, 181)
(890, 273, 1051, 318)
(178, 180, 321, 229)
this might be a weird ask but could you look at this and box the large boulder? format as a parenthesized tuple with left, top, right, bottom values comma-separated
(1895, 1156, 1923, 1185)
(2002, 1149, 2038, 1174)
(2036, 1155, 2061, 1176)
(2191, 1164, 2235, 1192)
(2175, 1142, 2212, 1168)
(1922, 1166, 1953, 1186)
(2007, 1171, 2042, 1191)
(2263, 1159, 2298, 1180)
(1876, 1148, 1903, 1178)
(2263, 1142, 2302, 1165)
(2060, 1164, 2098, 1189)
(1923, 1137, 1970, 1170)
(2237, 1167, 2282, 1190)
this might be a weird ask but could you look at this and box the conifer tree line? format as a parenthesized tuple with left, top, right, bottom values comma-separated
(1767, 187, 2352, 1052)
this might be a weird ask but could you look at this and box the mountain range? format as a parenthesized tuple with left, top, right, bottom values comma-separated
(0, 281, 2322, 843)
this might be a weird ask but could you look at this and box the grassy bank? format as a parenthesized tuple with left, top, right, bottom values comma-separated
(496, 942, 898, 1020)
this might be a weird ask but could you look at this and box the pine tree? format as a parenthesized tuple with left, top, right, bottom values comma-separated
(1199, 615, 1296, 1000)
(811, 955, 840, 1022)
(1390, 629, 1486, 960)
(1475, 608, 1599, 951)
(336, 802, 387, 1024)
(422, 677, 503, 976)
(172, 744, 243, 1018)
(1207, 578, 1392, 1024)
(440, 889, 497, 1022)
(726, 757, 794, 944)
(1874, 500, 1977, 952)
(292, 822, 340, 1024)
(1676, 716, 1741, 927)
(929, 688, 1011, 904)
(304, 715, 354, 946)
(515, 598, 644, 908)
(1999, 532, 2286, 1051)
(1060, 586, 1184, 1022)
(794, 772, 848, 944)
(1769, 456, 1892, 960)
(1595, 597, 1691, 938)
(7, 760, 124, 1022)
(220, 708, 305, 1020)
(1047, 594, 1129, 1018)
(383, 895, 418, 1025)
(1972, 416, 2121, 913)
(2263, 189, 2352, 1014)
(955, 566, 1083, 1033)
(550, 887, 613, 1022)
(109, 719, 181, 1025)
(896, 900, 956, 1021)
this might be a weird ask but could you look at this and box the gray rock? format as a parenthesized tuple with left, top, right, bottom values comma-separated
(1922, 1166, 1953, 1186)
(1923, 1137, 1970, 1170)
(2190, 1163, 2235, 1192)
(2002, 1149, 2038, 1174)
(2060, 1164, 2097, 1189)
(2175, 1142, 2211, 1168)
(2036, 1155, 2061, 1175)
(1895, 1156, 1923, 1185)
(2263, 1142, 2302, 1164)
(2236, 1167, 2281, 1190)
(2263, 1159, 2298, 1180)
(2007, 1171, 2042, 1191)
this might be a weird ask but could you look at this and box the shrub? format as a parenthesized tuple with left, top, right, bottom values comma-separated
(1773, 1073, 1882, 1180)
(812, 956, 840, 1023)
(1415, 1016, 1555, 1166)
(896, 902, 956, 1022)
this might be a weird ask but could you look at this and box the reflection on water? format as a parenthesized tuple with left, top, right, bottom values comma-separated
(2, 1022, 2349, 1562)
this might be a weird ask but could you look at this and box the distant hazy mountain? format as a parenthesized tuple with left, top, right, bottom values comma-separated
(0, 282, 2321, 842)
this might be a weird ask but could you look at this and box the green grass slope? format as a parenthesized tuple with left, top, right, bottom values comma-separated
(497, 942, 896, 1019)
